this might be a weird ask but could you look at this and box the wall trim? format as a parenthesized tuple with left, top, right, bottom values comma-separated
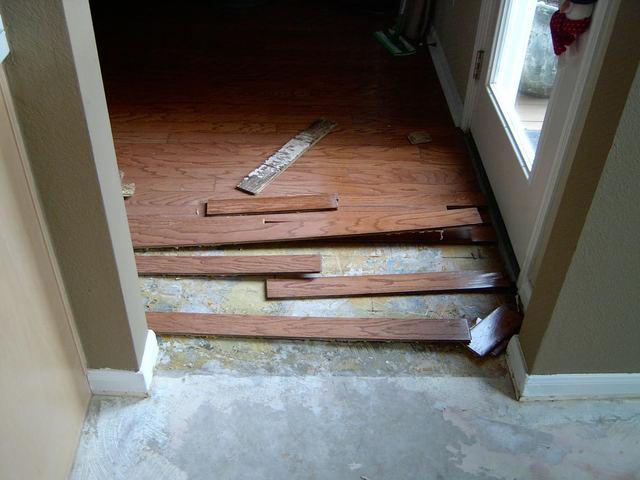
(507, 335, 640, 401)
(460, 0, 493, 131)
(427, 29, 463, 127)
(87, 330, 159, 396)
(0, 66, 88, 371)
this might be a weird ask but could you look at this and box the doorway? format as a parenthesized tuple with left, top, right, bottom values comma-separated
(467, 0, 616, 302)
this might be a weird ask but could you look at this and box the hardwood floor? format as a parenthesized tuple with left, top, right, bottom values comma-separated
(91, 0, 492, 245)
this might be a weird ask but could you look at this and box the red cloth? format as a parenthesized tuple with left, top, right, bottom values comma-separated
(550, 11, 592, 55)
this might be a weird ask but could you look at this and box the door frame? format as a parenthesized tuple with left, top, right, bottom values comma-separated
(460, 0, 622, 308)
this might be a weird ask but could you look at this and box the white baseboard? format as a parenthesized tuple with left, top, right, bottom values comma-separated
(507, 335, 640, 401)
(427, 29, 464, 127)
(87, 330, 159, 397)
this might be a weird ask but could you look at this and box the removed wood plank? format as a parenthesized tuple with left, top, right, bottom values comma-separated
(129, 207, 483, 248)
(236, 118, 337, 195)
(147, 312, 471, 342)
(135, 254, 321, 276)
(206, 193, 339, 216)
(466, 305, 523, 357)
(266, 271, 510, 299)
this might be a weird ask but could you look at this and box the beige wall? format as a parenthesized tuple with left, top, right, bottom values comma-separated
(0, 68, 90, 480)
(432, 0, 481, 100)
(526, 63, 640, 374)
(0, 0, 148, 370)
(520, 2, 640, 374)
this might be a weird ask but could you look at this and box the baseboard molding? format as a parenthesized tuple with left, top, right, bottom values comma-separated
(87, 330, 159, 396)
(427, 29, 463, 127)
(507, 335, 640, 401)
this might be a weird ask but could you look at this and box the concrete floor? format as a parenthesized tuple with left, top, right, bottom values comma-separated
(69, 243, 640, 478)
(71, 371, 640, 479)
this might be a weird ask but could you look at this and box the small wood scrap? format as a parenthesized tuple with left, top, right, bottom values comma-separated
(146, 312, 471, 342)
(266, 271, 510, 299)
(206, 193, 339, 216)
(135, 254, 321, 276)
(465, 305, 523, 357)
(407, 131, 432, 145)
(236, 118, 337, 195)
(119, 170, 135, 198)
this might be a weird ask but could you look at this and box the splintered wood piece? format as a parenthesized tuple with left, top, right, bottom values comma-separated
(146, 312, 471, 342)
(129, 207, 483, 248)
(135, 254, 321, 276)
(466, 305, 523, 357)
(266, 271, 510, 299)
(237, 118, 337, 195)
(206, 193, 338, 216)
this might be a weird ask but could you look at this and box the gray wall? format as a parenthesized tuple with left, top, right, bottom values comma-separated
(0, 0, 147, 370)
(526, 64, 640, 374)
(432, 0, 481, 100)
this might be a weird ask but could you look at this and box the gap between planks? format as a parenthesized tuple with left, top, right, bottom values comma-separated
(266, 271, 510, 299)
(147, 312, 471, 342)
(206, 193, 338, 216)
(135, 254, 321, 276)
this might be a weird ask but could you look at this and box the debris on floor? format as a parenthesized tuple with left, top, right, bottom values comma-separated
(119, 169, 135, 198)
(407, 131, 433, 144)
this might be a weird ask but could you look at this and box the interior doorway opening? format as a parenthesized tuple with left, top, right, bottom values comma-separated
(88, 0, 516, 358)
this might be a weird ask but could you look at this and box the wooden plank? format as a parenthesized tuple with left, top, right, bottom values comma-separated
(266, 271, 509, 299)
(236, 118, 337, 195)
(206, 193, 339, 216)
(147, 312, 471, 342)
(466, 305, 523, 357)
(128, 207, 483, 248)
(135, 254, 322, 276)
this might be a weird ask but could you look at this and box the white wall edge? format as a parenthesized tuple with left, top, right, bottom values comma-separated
(427, 29, 463, 127)
(507, 335, 640, 401)
(87, 330, 158, 397)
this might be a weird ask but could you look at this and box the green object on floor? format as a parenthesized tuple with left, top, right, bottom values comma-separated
(373, 0, 416, 56)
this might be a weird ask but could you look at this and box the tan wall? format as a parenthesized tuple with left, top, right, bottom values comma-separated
(520, 2, 640, 374)
(0, 68, 90, 480)
(526, 64, 640, 374)
(0, 0, 148, 370)
(432, 0, 481, 100)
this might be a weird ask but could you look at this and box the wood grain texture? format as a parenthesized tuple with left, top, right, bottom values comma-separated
(466, 305, 523, 357)
(93, 0, 500, 244)
(128, 207, 483, 248)
(206, 193, 338, 216)
(237, 118, 337, 194)
(135, 254, 321, 276)
(266, 271, 510, 299)
(146, 312, 471, 342)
